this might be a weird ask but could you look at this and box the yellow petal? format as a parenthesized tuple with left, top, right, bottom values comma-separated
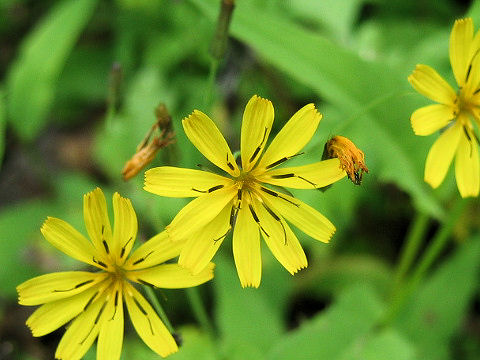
(411, 104, 455, 136)
(166, 185, 237, 242)
(112, 192, 137, 263)
(83, 188, 113, 259)
(450, 18, 474, 87)
(179, 203, 232, 274)
(424, 122, 462, 188)
(257, 187, 335, 243)
(124, 283, 178, 357)
(408, 64, 457, 105)
(125, 231, 185, 271)
(182, 110, 240, 176)
(97, 285, 124, 360)
(144, 166, 233, 197)
(455, 129, 480, 197)
(240, 95, 274, 171)
(258, 158, 346, 189)
(232, 202, 261, 288)
(17, 271, 106, 306)
(252, 198, 307, 274)
(40, 217, 97, 267)
(463, 39, 480, 97)
(26, 285, 102, 337)
(55, 291, 108, 360)
(128, 263, 215, 289)
(256, 104, 322, 171)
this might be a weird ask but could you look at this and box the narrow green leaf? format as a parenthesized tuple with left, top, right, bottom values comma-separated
(188, 0, 444, 219)
(394, 236, 480, 360)
(214, 255, 284, 360)
(266, 285, 383, 360)
(7, 0, 97, 141)
(0, 88, 5, 165)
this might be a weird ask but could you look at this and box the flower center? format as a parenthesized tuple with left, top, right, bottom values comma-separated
(234, 171, 258, 192)
(109, 263, 126, 283)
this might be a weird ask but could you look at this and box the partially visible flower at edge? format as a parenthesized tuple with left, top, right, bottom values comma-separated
(17, 188, 214, 360)
(408, 17, 480, 198)
(144, 95, 347, 288)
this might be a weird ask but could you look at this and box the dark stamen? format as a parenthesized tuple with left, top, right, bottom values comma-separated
(93, 257, 108, 269)
(53, 279, 94, 292)
(226, 153, 235, 171)
(208, 184, 224, 192)
(137, 279, 156, 287)
(133, 296, 155, 335)
(102, 240, 110, 254)
(132, 251, 154, 265)
(260, 187, 300, 207)
(271, 173, 316, 187)
(111, 291, 119, 320)
(249, 204, 269, 237)
(271, 173, 295, 179)
(120, 237, 133, 258)
(265, 152, 304, 169)
(83, 291, 98, 311)
(80, 300, 107, 345)
(249, 127, 268, 163)
(262, 203, 287, 245)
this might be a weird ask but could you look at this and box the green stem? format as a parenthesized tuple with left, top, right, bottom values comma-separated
(409, 198, 467, 286)
(391, 211, 430, 294)
(384, 197, 468, 324)
(144, 286, 175, 334)
(186, 287, 215, 337)
(203, 59, 219, 110)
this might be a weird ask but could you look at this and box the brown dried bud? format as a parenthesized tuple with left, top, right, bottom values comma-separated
(122, 133, 175, 181)
(154, 103, 172, 131)
(323, 136, 368, 185)
(122, 104, 175, 181)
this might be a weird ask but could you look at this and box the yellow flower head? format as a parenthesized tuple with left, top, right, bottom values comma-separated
(408, 18, 480, 197)
(17, 188, 214, 360)
(144, 95, 346, 288)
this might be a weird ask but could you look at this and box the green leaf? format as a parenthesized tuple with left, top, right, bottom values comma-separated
(214, 255, 284, 360)
(6, 0, 97, 141)
(299, 254, 393, 299)
(0, 199, 55, 298)
(168, 327, 217, 360)
(0, 88, 5, 165)
(266, 285, 383, 360)
(341, 328, 417, 360)
(394, 236, 480, 360)
(187, 0, 444, 219)
(286, 0, 363, 43)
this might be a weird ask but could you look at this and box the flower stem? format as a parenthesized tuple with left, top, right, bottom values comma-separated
(203, 59, 219, 110)
(391, 211, 430, 295)
(203, 0, 235, 110)
(144, 286, 175, 334)
(384, 197, 468, 324)
(408, 198, 467, 287)
(186, 287, 215, 337)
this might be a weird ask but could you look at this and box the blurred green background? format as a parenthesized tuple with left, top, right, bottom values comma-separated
(1, 0, 480, 359)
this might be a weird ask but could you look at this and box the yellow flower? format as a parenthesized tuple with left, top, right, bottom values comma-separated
(17, 188, 214, 360)
(409, 18, 480, 197)
(144, 95, 346, 288)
